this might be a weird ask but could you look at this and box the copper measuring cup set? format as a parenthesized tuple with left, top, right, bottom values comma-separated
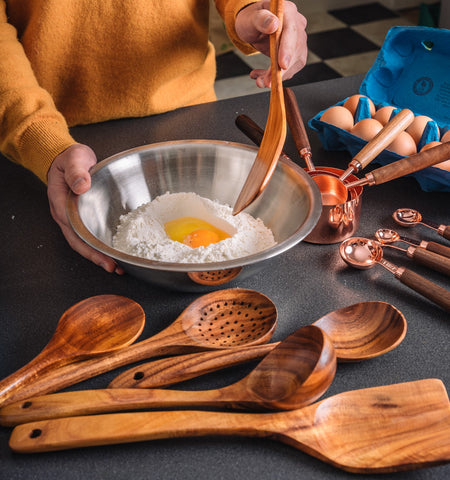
(236, 89, 450, 244)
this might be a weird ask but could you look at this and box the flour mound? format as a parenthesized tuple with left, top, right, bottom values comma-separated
(112, 192, 276, 263)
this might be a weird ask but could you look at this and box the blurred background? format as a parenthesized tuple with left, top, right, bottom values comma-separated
(211, 0, 448, 99)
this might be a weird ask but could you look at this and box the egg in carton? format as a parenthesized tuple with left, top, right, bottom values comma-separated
(309, 26, 450, 192)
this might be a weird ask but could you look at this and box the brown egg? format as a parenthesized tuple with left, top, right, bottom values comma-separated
(373, 106, 396, 125)
(320, 106, 354, 131)
(350, 118, 383, 141)
(441, 129, 450, 142)
(406, 115, 433, 145)
(420, 141, 450, 171)
(343, 94, 376, 116)
(387, 131, 417, 156)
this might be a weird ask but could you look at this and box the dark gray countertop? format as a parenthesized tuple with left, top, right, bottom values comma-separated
(1, 74, 449, 479)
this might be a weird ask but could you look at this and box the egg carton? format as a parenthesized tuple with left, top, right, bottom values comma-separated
(309, 26, 450, 192)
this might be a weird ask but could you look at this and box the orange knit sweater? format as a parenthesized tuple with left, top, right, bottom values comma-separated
(0, 0, 255, 183)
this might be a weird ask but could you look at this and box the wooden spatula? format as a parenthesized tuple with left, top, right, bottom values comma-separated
(232, 0, 286, 214)
(9, 379, 450, 474)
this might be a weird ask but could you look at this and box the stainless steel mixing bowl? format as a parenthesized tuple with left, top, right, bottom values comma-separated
(67, 140, 321, 291)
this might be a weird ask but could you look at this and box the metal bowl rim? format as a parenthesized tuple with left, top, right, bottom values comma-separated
(67, 139, 322, 272)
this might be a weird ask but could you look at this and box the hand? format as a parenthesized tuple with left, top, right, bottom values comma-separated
(47, 144, 124, 274)
(235, 0, 307, 87)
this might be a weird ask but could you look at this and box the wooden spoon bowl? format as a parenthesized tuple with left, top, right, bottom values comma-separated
(0, 295, 145, 406)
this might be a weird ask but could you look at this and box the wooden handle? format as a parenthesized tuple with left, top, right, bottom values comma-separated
(8, 409, 278, 454)
(368, 141, 450, 186)
(283, 88, 314, 170)
(0, 387, 247, 426)
(397, 268, 450, 312)
(2, 335, 192, 407)
(109, 343, 278, 389)
(350, 109, 414, 172)
(440, 225, 450, 241)
(424, 241, 450, 259)
(409, 247, 450, 276)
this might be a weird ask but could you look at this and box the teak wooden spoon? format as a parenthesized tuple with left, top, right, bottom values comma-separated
(4, 289, 277, 406)
(108, 301, 406, 389)
(0, 295, 145, 407)
(0, 325, 336, 425)
(233, 0, 286, 214)
(9, 379, 450, 475)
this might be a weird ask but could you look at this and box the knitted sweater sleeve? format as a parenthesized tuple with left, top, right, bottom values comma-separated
(0, 1, 76, 184)
(214, 0, 258, 55)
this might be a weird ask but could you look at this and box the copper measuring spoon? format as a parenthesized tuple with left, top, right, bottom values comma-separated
(3, 289, 277, 406)
(0, 325, 336, 425)
(0, 295, 145, 407)
(339, 237, 450, 312)
(393, 208, 450, 241)
(9, 379, 450, 475)
(375, 228, 450, 258)
(233, 0, 286, 214)
(373, 232, 450, 276)
(108, 301, 406, 389)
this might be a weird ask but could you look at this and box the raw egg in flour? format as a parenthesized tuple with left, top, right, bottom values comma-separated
(164, 216, 231, 248)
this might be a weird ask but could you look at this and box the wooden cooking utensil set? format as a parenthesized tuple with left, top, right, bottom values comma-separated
(1, 289, 450, 474)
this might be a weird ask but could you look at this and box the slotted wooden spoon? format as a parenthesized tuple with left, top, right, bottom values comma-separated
(233, 0, 286, 214)
(0, 325, 336, 425)
(3, 289, 277, 406)
(0, 295, 145, 407)
(108, 300, 406, 389)
(9, 379, 450, 474)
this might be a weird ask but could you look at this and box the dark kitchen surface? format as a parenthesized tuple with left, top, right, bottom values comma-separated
(1, 74, 449, 479)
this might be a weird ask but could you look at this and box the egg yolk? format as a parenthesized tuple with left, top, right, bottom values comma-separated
(164, 216, 230, 248)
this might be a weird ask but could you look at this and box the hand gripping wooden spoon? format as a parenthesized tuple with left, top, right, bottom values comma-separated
(3, 289, 277, 406)
(108, 301, 406, 389)
(0, 325, 336, 425)
(9, 379, 450, 475)
(233, 0, 286, 214)
(0, 295, 145, 407)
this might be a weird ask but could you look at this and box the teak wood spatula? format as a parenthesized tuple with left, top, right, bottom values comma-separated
(233, 0, 286, 214)
(9, 379, 450, 474)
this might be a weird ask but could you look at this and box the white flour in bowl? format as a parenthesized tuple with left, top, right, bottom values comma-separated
(112, 192, 276, 263)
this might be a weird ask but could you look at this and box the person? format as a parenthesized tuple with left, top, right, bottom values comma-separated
(0, 0, 308, 274)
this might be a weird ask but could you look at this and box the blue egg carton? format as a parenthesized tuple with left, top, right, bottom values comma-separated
(309, 26, 450, 192)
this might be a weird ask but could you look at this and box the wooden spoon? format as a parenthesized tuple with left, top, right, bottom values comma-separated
(108, 301, 406, 389)
(0, 295, 145, 407)
(9, 379, 450, 475)
(3, 289, 277, 406)
(0, 325, 336, 425)
(233, 0, 286, 214)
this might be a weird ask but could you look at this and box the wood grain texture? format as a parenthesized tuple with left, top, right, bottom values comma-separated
(0, 295, 145, 407)
(3, 289, 277, 406)
(9, 380, 450, 474)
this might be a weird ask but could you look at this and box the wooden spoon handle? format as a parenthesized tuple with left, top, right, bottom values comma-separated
(349, 109, 414, 172)
(396, 268, 450, 312)
(8, 409, 287, 454)
(109, 343, 278, 389)
(2, 336, 191, 407)
(408, 247, 450, 276)
(0, 388, 243, 426)
(365, 141, 450, 186)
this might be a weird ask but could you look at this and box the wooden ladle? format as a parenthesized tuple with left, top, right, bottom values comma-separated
(2, 289, 277, 406)
(233, 0, 286, 214)
(0, 295, 145, 407)
(108, 301, 406, 389)
(9, 379, 450, 475)
(0, 325, 336, 425)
